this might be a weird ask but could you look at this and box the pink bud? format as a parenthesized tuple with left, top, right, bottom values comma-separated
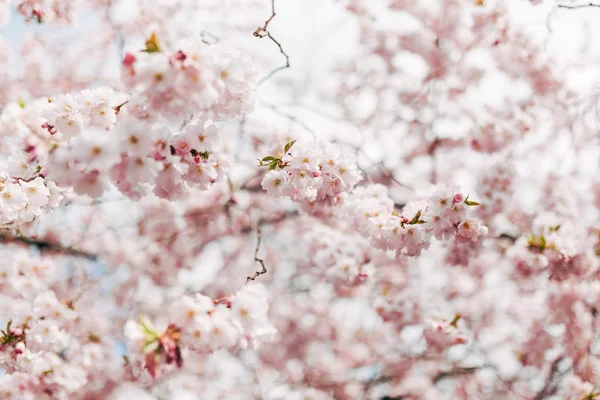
(312, 171, 321, 178)
(123, 53, 137, 67)
(453, 194, 464, 203)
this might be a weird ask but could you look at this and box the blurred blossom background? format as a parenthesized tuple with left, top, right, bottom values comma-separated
(1, 0, 600, 399)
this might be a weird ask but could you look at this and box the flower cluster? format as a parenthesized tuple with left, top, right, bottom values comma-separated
(301, 222, 375, 288)
(14, 0, 81, 25)
(260, 139, 362, 209)
(122, 35, 257, 121)
(125, 284, 275, 378)
(0, 86, 232, 200)
(422, 315, 470, 354)
(0, 246, 122, 399)
(476, 162, 515, 221)
(347, 185, 488, 257)
(0, 175, 62, 224)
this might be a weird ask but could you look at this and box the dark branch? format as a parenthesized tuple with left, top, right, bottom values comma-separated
(533, 357, 568, 400)
(558, 2, 600, 8)
(257, 33, 290, 85)
(433, 366, 484, 384)
(498, 233, 519, 243)
(0, 233, 97, 260)
(246, 225, 267, 283)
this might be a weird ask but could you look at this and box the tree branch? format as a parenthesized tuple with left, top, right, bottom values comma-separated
(558, 2, 600, 9)
(246, 225, 267, 283)
(433, 366, 486, 384)
(533, 357, 568, 400)
(0, 233, 97, 260)
(253, 0, 290, 85)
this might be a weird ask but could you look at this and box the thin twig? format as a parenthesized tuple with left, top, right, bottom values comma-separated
(261, 102, 316, 134)
(558, 2, 600, 8)
(253, 0, 290, 85)
(257, 34, 290, 85)
(253, 0, 277, 34)
(246, 225, 267, 283)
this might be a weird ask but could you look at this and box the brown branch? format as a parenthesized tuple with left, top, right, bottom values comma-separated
(253, 0, 290, 85)
(246, 225, 267, 283)
(0, 233, 98, 260)
(433, 366, 486, 384)
(257, 33, 290, 85)
(253, 0, 276, 35)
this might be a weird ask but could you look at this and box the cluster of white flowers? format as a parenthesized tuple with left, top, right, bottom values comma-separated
(11, 0, 81, 25)
(0, 175, 62, 224)
(261, 140, 362, 209)
(111, 117, 231, 200)
(0, 247, 122, 398)
(41, 87, 122, 138)
(122, 38, 257, 121)
(124, 284, 275, 377)
(476, 162, 515, 219)
(347, 184, 488, 257)
(0, 86, 233, 200)
(422, 315, 470, 354)
(302, 222, 374, 286)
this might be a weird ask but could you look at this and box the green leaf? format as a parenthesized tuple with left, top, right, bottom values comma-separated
(261, 156, 277, 162)
(143, 32, 162, 53)
(540, 235, 546, 251)
(450, 313, 462, 327)
(549, 225, 561, 233)
(268, 160, 278, 170)
(88, 332, 101, 343)
(140, 315, 159, 339)
(284, 140, 297, 154)
(408, 210, 422, 225)
(464, 196, 480, 206)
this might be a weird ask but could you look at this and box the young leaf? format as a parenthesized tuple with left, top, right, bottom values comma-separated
(143, 32, 163, 53)
(284, 140, 297, 154)
(140, 315, 159, 339)
(408, 210, 422, 225)
(261, 156, 277, 162)
(268, 160, 279, 170)
(450, 313, 462, 328)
